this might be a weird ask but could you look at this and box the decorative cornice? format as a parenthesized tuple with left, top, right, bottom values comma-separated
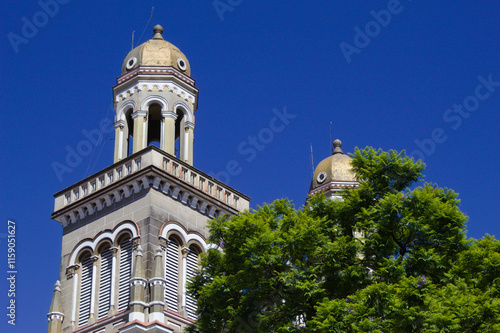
(116, 66, 196, 87)
(309, 180, 360, 196)
(114, 78, 197, 106)
(52, 147, 250, 225)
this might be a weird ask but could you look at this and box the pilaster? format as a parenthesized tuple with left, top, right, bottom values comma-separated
(129, 245, 147, 322)
(149, 245, 167, 322)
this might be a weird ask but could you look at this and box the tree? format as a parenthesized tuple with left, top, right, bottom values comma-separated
(187, 147, 500, 332)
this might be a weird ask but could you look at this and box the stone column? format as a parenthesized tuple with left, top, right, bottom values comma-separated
(132, 111, 147, 154)
(66, 265, 79, 328)
(88, 255, 99, 325)
(108, 247, 118, 316)
(180, 247, 190, 317)
(161, 111, 177, 156)
(113, 120, 125, 163)
(185, 122, 195, 165)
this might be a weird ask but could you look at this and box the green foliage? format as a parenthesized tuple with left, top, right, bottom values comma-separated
(187, 147, 500, 332)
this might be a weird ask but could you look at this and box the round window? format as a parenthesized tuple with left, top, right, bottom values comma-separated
(126, 57, 137, 70)
(177, 58, 187, 71)
(317, 172, 327, 184)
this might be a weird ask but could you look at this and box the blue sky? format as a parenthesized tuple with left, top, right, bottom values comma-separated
(1, 0, 499, 331)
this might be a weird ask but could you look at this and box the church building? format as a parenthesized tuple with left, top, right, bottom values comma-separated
(48, 25, 250, 333)
(47, 24, 357, 333)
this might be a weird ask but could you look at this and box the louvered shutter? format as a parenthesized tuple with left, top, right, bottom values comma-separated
(98, 248, 112, 319)
(165, 239, 179, 312)
(78, 256, 93, 327)
(118, 240, 132, 311)
(185, 249, 198, 319)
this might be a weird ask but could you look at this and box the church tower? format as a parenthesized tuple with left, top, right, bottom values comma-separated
(308, 139, 359, 200)
(48, 25, 250, 333)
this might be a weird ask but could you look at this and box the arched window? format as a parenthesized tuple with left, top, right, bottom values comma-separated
(147, 103, 162, 148)
(118, 237, 133, 311)
(68, 222, 139, 326)
(125, 108, 134, 156)
(165, 237, 180, 312)
(174, 108, 185, 159)
(78, 253, 93, 327)
(97, 245, 113, 320)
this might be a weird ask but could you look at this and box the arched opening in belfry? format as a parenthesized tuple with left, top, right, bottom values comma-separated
(147, 103, 162, 148)
(125, 108, 134, 157)
(174, 108, 185, 159)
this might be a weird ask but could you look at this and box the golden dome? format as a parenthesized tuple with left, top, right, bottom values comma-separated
(309, 139, 358, 194)
(121, 25, 191, 76)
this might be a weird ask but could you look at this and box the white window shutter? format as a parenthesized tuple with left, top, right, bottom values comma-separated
(118, 240, 132, 311)
(78, 256, 93, 327)
(185, 249, 198, 319)
(98, 248, 112, 319)
(165, 239, 179, 312)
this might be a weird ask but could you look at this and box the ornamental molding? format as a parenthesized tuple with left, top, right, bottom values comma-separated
(115, 79, 197, 106)
(161, 110, 177, 120)
(114, 119, 125, 129)
(149, 277, 167, 286)
(66, 222, 139, 266)
(160, 223, 209, 253)
(116, 66, 196, 87)
(131, 236, 141, 250)
(47, 312, 64, 321)
(66, 264, 80, 279)
(309, 180, 360, 196)
(158, 236, 169, 250)
(140, 95, 169, 111)
(130, 277, 148, 287)
(52, 148, 247, 229)
(131, 110, 148, 119)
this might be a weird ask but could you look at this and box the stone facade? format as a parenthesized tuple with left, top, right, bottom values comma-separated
(48, 26, 250, 333)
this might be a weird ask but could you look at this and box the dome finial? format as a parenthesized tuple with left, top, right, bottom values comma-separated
(332, 139, 343, 155)
(153, 24, 164, 40)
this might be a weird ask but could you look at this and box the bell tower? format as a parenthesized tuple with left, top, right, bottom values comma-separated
(113, 25, 198, 165)
(48, 25, 250, 333)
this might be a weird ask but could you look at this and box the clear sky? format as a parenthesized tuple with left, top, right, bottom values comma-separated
(1, 0, 499, 331)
